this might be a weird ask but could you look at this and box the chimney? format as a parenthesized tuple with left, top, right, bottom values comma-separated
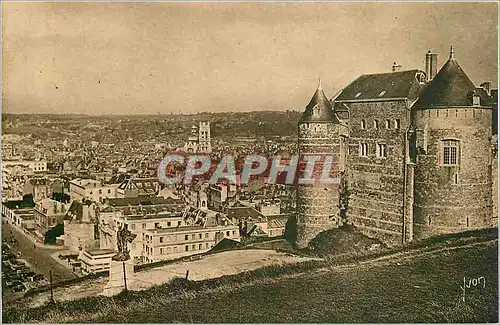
(425, 50, 438, 81)
(392, 62, 402, 72)
(480, 82, 491, 96)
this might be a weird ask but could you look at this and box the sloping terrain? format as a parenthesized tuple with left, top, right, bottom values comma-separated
(3, 228, 497, 323)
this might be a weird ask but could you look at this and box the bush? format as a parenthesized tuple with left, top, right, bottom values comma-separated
(306, 226, 384, 257)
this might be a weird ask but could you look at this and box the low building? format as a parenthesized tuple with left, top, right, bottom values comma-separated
(79, 249, 115, 275)
(1, 199, 36, 229)
(34, 198, 69, 244)
(115, 178, 160, 198)
(207, 184, 228, 211)
(98, 196, 186, 264)
(23, 177, 53, 202)
(267, 218, 286, 237)
(99, 212, 184, 264)
(142, 212, 239, 263)
(69, 178, 117, 203)
(3, 160, 47, 173)
(62, 200, 99, 252)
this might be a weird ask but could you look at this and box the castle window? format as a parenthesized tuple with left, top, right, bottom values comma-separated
(361, 119, 366, 129)
(359, 143, 369, 157)
(394, 119, 400, 129)
(373, 120, 379, 129)
(376, 144, 387, 158)
(385, 119, 391, 129)
(441, 140, 460, 166)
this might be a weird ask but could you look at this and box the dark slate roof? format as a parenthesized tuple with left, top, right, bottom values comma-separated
(208, 238, 242, 253)
(414, 58, 490, 108)
(227, 206, 264, 219)
(3, 199, 35, 210)
(65, 201, 83, 221)
(335, 69, 424, 101)
(106, 196, 169, 207)
(299, 83, 340, 123)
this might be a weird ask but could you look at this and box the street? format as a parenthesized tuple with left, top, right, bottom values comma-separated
(2, 222, 76, 283)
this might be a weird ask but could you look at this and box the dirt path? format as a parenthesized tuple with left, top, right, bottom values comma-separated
(129, 249, 318, 291)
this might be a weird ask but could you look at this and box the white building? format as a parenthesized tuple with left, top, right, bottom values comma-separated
(69, 178, 117, 203)
(79, 249, 115, 275)
(3, 160, 48, 173)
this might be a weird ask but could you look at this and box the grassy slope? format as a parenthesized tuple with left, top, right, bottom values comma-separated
(3, 229, 498, 323)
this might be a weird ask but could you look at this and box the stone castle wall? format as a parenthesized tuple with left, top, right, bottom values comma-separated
(412, 107, 493, 240)
(343, 100, 409, 245)
(295, 122, 342, 249)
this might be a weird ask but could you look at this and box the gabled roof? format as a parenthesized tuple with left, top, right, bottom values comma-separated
(227, 206, 265, 219)
(414, 53, 490, 108)
(65, 201, 83, 221)
(299, 81, 340, 124)
(335, 69, 425, 102)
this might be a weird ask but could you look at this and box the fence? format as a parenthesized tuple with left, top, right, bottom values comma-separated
(24, 271, 109, 297)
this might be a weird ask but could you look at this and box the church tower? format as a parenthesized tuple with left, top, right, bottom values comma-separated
(295, 80, 348, 249)
(198, 121, 212, 154)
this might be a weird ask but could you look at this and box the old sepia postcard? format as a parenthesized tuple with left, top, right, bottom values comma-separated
(1, 1, 498, 323)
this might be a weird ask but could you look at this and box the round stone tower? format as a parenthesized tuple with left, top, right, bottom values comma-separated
(295, 80, 348, 249)
(412, 47, 493, 240)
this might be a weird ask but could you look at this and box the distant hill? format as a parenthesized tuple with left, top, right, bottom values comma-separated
(2, 111, 302, 142)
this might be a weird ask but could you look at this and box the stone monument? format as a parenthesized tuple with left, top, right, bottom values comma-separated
(101, 224, 137, 296)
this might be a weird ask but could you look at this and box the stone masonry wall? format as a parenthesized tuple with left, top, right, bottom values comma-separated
(342, 100, 409, 246)
(413, 107, 493, 240)
(295, 122, 342, 249)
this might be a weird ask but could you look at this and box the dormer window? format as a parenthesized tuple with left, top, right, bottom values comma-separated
(416, 73, 426, 84)
(378, 90, 386, 97)
(473, 94, 481, 106)
(355, 92, 362, 98)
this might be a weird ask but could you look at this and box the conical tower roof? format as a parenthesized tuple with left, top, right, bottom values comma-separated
(299, 80, 340, 123)
(415, 47, 486, 108)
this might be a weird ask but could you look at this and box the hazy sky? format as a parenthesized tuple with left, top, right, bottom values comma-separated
(2, 2, 498, 115)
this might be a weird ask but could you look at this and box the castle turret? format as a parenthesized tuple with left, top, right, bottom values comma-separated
(295, 80, 348, 248)
(412, 46, 493, 239)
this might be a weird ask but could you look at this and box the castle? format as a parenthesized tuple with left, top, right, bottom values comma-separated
(296, 47, 497, 248)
